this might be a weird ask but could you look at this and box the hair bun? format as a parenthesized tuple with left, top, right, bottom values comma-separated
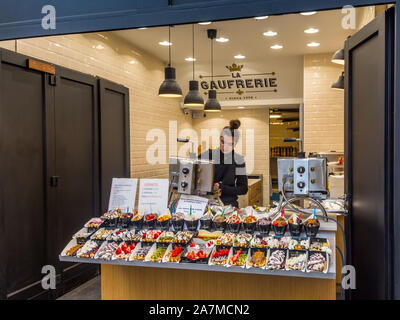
(229, 119, 241, 130)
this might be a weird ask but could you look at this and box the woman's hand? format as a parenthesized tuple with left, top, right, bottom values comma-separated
(213, 182, 220, 191)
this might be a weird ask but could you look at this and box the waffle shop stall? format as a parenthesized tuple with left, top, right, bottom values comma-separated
(60, 154, 345, 300)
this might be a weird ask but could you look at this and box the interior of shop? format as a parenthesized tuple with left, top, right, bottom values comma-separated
(0, 4, 394, 300)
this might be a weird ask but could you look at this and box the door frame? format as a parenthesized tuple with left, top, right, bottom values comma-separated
(344, 7, 395, 299)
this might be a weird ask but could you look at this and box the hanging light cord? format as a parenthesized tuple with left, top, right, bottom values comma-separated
(192, 24, 195, 80)
(168, 26, 171, 67)
(211, 36, 214, 81)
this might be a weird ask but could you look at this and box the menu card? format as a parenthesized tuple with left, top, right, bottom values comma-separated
(138, 179, 169, 214)
(175, 194, 209, 219)
(108, 178, 138, 211)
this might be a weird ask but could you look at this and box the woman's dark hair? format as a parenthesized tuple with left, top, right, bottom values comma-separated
(220, 119, 241, 143)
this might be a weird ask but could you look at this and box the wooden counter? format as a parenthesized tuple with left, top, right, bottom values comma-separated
(101, 264, 336, 300)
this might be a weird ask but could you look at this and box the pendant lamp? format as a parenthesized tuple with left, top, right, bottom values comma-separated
(331, 47, 344, 65)
(184, 25, 204, 107)
(204, 29, 221, 112)
(331, 72, 344, 90)
(159, 26, 182, 97)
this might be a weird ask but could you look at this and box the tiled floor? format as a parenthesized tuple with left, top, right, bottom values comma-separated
(57, 276, 101, 300)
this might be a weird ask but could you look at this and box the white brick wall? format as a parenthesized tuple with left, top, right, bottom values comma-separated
(303, 53, 344, 154)
(0, 33, 193, 179)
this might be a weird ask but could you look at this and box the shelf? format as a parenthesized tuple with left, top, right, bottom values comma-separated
(59, 233, 336, 280)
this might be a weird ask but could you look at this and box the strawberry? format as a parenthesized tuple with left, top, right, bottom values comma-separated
(115, 248, 122, 255)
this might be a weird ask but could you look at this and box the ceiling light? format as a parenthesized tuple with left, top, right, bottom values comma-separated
(128, 60, 136, 64)
(159, 26, 182, 98)
(184, 81, 204, 106)
(304, 28, 319, 34)
(216, 37, 229, 43)
(204, 89, 221, 112)
(331, 72, 344, 90)
(270, 114, 282, 118)
(159, 41, 172, 46)
(234, 54, 245, 59)
(307, 42, 320, 47)
(332, 48, 345, 65)
(238, 106, 245, 109)
(185, 57, 196, 62)
(199, 22, 212, 25)
(263, 31, 278, 37)
(270, 44, 283, 50)
(300, 11, 317, 16)
(93, 44, 104, 50)
(254, 16, 269, 20)
(138, 27, 148, 30)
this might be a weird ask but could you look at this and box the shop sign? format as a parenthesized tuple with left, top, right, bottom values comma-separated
(199, 63, 277, 101)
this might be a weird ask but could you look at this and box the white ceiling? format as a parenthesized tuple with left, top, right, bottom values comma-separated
(113, 8, 356, 64)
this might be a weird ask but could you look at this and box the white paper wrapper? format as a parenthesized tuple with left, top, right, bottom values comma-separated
(72, 227, 92, 240)
(209, 246, 231, 267)
(111, 242, 135, 261)
(60, 238, 79, 256)
(90, 228, 113, 241)
(246, 248, 267, 269)
(306, 251, 329, 273)
(129, 242, 150, 261)
(288, 237, 310, 251)
(265, 249, 286, 271)
(144, 243, 167, 263)
(227, 248, 250, 268)
(94, 241, 119, 260)
(84, 217, 103, 228)
(76, 240, 99, 258)
(285, 250, 307, 272)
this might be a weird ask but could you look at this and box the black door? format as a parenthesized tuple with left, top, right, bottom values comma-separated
(345, 7, 394, 299)
(51, 68, 99, 277)
(0, 50, 48, 299)
(98, 78, 130, 213)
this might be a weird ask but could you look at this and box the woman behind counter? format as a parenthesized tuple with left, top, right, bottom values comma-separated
(200, 119, 248, 208)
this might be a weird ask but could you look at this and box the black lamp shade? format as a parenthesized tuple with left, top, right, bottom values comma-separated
(184, 80, 204, 106)
(332, 48, 344, 65)
(331, 72, 344, 90)
(159, 66, 182, 97)
(204, 89, 221, 112)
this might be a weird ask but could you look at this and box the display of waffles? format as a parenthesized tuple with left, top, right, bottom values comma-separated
(266, 249, 286, 270)
(286, 250, 307, 271)
(165, 245, 184, 262)
(267, 236, 291, 249)
(113, 242, 136, 260)
(95, 242, 119, 260)
(307, 252, 328, 272)
(215, 233, 236, 246)
(65, 243, 84, 257)
(228, 248, 248, 267)
(233, 233, 252, 248)
(158, 231, 175, 243)
(288, 237, 310, 251)
(211, 247, 230, 265)
(131, 245, 152, 261)
(76, 240, 99, 258)
(91, 228, 113, 241)
(309, 238, 331, 254)
(173, 231, 194, 244)
(248, 249, 266, 268)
